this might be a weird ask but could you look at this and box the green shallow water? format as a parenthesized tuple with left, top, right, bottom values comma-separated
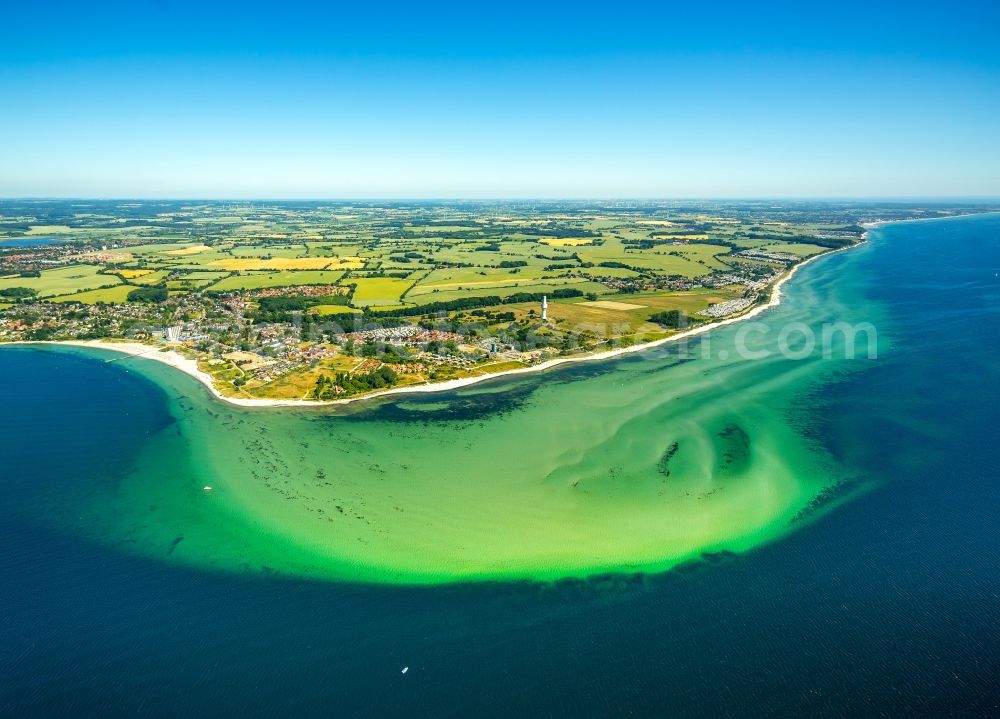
(48, 242, 883, 584)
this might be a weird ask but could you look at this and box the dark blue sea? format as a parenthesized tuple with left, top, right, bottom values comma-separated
(1, 214, 998, 717)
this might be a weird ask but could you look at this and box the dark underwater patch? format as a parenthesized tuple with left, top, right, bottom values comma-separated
(657, 441, 680, 478)
(715, 423, 751, 474)
(790, 475, 866, 523)
(166, 535, 184, 555)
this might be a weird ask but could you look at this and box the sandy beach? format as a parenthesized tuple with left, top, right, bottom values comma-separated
(5, 239, 863, 409)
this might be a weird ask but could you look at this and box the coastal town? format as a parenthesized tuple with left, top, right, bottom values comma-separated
(0, 199, 980, 401)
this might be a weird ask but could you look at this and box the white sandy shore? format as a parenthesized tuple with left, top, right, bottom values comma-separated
(4, 239, 864, 409)
(861, 209, 1000, 230)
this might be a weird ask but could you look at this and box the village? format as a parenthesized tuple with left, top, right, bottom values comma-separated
(0, 198, 887, 398)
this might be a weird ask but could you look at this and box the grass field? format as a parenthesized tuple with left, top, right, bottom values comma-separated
(169, 271, 230, 289)
(349, 277, 416, 307)
(129, 270, 171, 285)
(310, 305, 362, 316)
(586, 266, 640, 278)
(574, 239, 730, 277)
(513, 286, 746, 337)
(0, 265, 121, 298)
(757, 242, 828, 257)
(210, 256, 364, 271)
(409, 270, 555, 295)
(26, 225, 74, 235)
(410, 279, 609, 305)
(629, 286, 746, 314)
(50, 284, 136, 304)
(209, 270, 346, 291)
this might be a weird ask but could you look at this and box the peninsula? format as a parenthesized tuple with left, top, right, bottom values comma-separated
(0, 200, 985, 404)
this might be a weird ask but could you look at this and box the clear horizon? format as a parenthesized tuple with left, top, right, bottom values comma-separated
(4, 196, 1000, 203)
(3, 0, 998, 198)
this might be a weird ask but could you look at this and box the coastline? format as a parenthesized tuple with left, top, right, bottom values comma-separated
(3, 238, 863, 409)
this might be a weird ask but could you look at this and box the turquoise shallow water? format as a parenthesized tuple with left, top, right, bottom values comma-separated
(15, 247, 875, 583)
(1, 214, 998, 715)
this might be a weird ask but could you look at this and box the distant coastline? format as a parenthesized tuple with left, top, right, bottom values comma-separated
(3, 236, 866, 409)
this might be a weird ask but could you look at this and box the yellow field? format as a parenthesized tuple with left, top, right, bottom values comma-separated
(163, 244, 212, 256)
(27, 225, 74, 235)
(653, 234, 709, 240)
(130, 270, 171, 285)
(579, 300, 647, 310)
(350, 277, 415, 306)
(116, 269, 154, 279)
(538, 238, 594, 247)
(309, 305, 362, 316)
(210, 257, 365, 271)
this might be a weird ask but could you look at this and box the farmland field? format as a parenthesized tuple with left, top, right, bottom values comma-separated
(26, 225, 74, 235)
(310, 305, 362, 316)
(0, 265, 121, 298)
(210, 256, 364, 271)
(116, 269, 154, 279)
(757, 242, 828, 257)
(50, 285, 136, 304)
(509, 286, 746, 334)
(408, 279, 606, 304)
(349, 277, 416, 306)
(129, 270, 171, 285)
(538, 238, 594, 246)
(163, 244, 212, 256)
(209, 270, 346, 291)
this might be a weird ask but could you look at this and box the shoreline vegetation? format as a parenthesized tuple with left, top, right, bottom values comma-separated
(6, 237, 864, 408)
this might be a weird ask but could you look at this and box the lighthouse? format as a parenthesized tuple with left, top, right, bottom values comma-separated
(541, 295, 548, 321)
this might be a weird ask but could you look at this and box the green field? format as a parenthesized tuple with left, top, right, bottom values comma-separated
(349, 277, 416, 307)
(757, 242, 829, 257)
(128, 270, 172, 285)
(575, 239, 730, 277)
(26, 225, 74, 235)
(0, 265, 121, 298)
(168, 271, 231, 289)
(50, 284, 137, 304)
(501, 286, 745, 336)
(408, 279, 608, 304)
(209, 270, 346, 291)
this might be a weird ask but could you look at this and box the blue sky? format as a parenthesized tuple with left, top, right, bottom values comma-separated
(2, 0, 998, 198)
